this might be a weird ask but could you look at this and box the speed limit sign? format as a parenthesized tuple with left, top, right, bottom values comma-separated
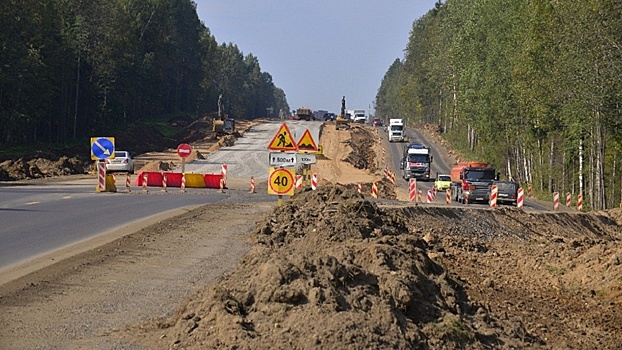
(268, 167, 295, 196)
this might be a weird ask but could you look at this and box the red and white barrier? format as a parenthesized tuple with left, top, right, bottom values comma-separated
(371, 182, 378, 198)
(221, 163, 228, 187)
(383, 166, 388, 180)
(388, 171, 395, 185)
(219, 177, 224, 193)
(98, 162, 106, 192)
(161, 173, 167, 192)
(426, 190, 434, 203)
(126, 174, 131, 192)
(517, 188, 524, 209)
(566, 192, 571, 207)
(490, 185, 498, 208)
(357, 183, 362, 194)
(142, 173, 148, 192)
(577, 194, 583, 212)
(311, 173, 318, 190)
(249, 176, 255, 193)
(181, 173, 186, 192)
(446, 189, 451, 205)
(382, 148, 385, 164)
(409, 178, 416, 202)
(418, 189, 422, 202)
(553, 191, 560, 210)
(295, 175, 303, 190)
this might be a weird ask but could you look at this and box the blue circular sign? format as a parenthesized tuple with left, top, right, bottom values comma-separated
(91, 137, 115, 159)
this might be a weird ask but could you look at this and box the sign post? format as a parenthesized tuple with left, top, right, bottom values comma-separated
(177, 143, 192, 173)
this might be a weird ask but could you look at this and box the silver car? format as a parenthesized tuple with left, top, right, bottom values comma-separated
(105, 151, 134, 173)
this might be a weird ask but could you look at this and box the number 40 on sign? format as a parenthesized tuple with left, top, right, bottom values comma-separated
(268, 167, 295, 196)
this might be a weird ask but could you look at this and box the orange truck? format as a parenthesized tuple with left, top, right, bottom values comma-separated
(449, 162, 497, 204)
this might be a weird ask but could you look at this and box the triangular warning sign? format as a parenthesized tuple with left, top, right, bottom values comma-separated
(267, 123, 297, 151)
(296, 129, 318, 152)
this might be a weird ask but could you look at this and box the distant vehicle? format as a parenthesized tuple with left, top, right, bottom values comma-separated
(371, 118, 383, 127)
(351, 109, 366, 123)
(314, 110, 328, 120)
(400, 143, 433, 180)
(388, 118, 405, 142)
(296, 107, 313, 121)
(434, 174, 452, 191)
(491, 180, 519, 205)
(324, 112, 336, 121)
(450, 162, 497, 204)
(105, 151, 134, 173)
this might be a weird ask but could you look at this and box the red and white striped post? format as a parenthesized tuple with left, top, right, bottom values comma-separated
(381, 148, 385, 164)
(446, 189, 451, 205)
(219, 177, 224, 193)
(161, 173, 167, 192)
(427, 190, 434, 204)
(311, 173, 318, 190)
(249, 176, 255, 193)
(388, 171, 395, 185)
(553, 191, 560, 210)
(577, 194, 583, 212)
(383, 165, 388, 180)
(126, 173, 131, 192)
(371, 182, 378, 198)
(97, 161, 106, 192)
(566, 192, 571, 207)
(418, 189, 422, 202)
(409, 178, 416, 202)
(490, 185, 498, 208)
(221, 163, 228, 188)
(180, 173, 186, 192)
(517, 188, 524, 209)
(142, 173, 148, 192)
(357, 183, 362, 194)
(295, 175, 303, 190)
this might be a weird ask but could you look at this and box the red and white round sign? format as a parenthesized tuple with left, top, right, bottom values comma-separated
(177, 143, 193, 158)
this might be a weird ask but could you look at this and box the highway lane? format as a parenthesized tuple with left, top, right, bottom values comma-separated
(0, 180, 273, 270)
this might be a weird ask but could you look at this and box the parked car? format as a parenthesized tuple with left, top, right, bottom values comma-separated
(105, 151, 134, 173)
(371, 118, 383, 127)
(434, 174, 452, 191)
(491, 180, 519, 205)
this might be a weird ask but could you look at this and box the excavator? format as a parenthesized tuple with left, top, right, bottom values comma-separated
(212, 94, 236, 138)
(335, 96, 350, 130)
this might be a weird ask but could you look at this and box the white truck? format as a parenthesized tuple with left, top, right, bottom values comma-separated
(351, 109, 366, 123)
(388, 118, 405, 142)
(400, 143, 433, 180)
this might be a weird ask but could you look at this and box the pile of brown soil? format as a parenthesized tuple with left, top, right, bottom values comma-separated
(343, 125, 380, 172)
(140, 185, 541, 349)
(0, 155, 85, 181)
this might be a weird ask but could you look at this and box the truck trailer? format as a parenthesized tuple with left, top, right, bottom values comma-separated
(388, 119, 405, 142)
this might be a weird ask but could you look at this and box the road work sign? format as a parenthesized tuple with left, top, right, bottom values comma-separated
(296, 129, 318, 152)
(269, 152, 296, 167)
(267, 123, 297, 151)
(268, 167, 295, 196)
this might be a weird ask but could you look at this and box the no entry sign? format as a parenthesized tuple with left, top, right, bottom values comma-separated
(177, 143, 192, 158)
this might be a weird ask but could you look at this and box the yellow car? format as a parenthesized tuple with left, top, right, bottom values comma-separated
(434, 174, 452, 191)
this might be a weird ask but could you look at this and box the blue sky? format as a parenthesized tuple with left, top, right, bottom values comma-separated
(194, 1, 438, 116)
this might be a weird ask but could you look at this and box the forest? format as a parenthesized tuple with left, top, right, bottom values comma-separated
(0, 0, 289, 148)
(376, 0, 622, 210)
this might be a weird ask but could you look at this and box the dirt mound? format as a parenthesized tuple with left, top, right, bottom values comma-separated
(141, 185, 540, 349)
(343, 125, 380, 171)
(0, 155, 85, 181)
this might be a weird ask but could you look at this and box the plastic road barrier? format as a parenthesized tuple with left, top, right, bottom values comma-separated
(161, 173, 167, 192)
(446, 189, 451, 205)
(517, 188, 524, 209)
(566, 192, 571, 207)
(126, 174, 131, 192)
(490, 185, 498, 208)
(295, 175, 303, 190)
(427, 190, 434, 204)
(409, 178, 416, 202)
(553, 191, 560, 210)
(249, 176, 256, 193)
(311, 173, 318, 190)
(371, 182, 378, 198)
(357, 183, 362, 194)
(577, 194, 583, 212)
(389, 171, 395, 185)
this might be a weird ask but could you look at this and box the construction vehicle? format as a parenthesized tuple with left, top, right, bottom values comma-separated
(400, 143, 433, 180)
(388, 119, 405, 142)
(450, 162, 497, 204)
(212, 94, 236, 138)
(335, 96, 350, 130)
(296, 107, 313, 121)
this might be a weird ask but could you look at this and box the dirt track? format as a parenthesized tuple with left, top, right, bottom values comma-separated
(1, 122, 621, 349)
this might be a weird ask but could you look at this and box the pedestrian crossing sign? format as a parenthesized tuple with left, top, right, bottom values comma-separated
(267, 123, 298, 151)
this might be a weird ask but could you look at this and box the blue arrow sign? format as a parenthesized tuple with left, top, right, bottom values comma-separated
(91, 137, 115, 160)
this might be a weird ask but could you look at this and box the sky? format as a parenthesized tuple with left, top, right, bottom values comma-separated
(194, 1, 439, 116)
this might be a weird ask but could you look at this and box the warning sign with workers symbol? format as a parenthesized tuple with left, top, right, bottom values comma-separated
(267, 123, 298, 151)
(296, 129, 318, 152)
